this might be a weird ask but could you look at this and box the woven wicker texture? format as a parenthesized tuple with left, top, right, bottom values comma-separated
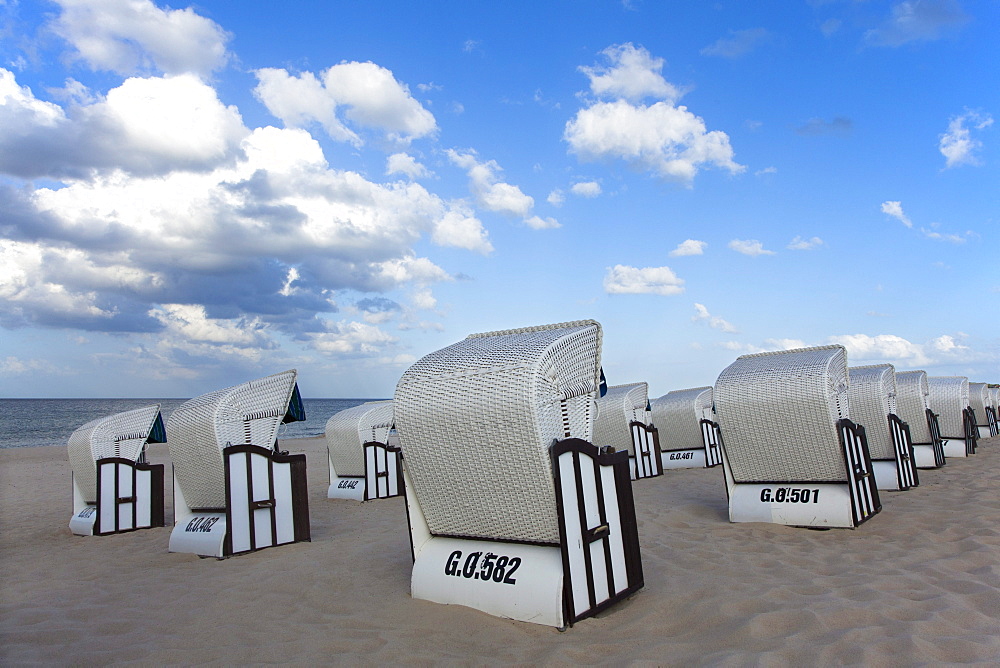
(167, 370, 299, 510)
(67, 404, 162, 504)
(325, 400, 394, 477)
(847, 364, 897, 460)
(991, 387, 1000, 411)
(714, 345, 850, 483)
(969, 383, 990, 426)
(592, 382, 650, 455)
(394, 320, 603, 544)
(926, 376, 969, 439)
(650, 386, 713, 451)
(894, 371, 932, 443)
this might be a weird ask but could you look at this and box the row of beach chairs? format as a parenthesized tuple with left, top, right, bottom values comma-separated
(67, 320, 998, 628)
(69, 370, 311, 555)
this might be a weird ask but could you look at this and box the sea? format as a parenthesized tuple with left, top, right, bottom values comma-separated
(0, 398, 385, 449)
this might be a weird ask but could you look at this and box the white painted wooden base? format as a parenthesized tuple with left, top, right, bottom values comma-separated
(942, 438, 968, 458)
(169, 511, 228, 557)
(660, 449, 706, 470)
(327, 475, 365, 500)
(403, 439, 643, 628)
(727, 481, 857, 527)
(912, 443, 944, 469)
(69, 504, 97, 535)
(411, 536, 565, 627)
(872, 460, 904, 491)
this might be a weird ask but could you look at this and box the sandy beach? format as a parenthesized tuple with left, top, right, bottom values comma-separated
(2, 435, 999, 665)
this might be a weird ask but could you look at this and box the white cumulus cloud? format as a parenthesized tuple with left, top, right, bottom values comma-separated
(523, 215, 561, 230)
(570, 181, 602, 197)
(386, 152, 431, 179)
(939, 110, 993, 169)
(728, 239, 775, 256)
(669, 239, 706, 257)
(0, 0, 507, 376)
(579, 43, 681, 102)
(787, 236, 824, 250)
(254, 62, 438, 146)
(881, 200, 912, 228)
(0, 70, 247, 179)
(565, 43, 743, 186)
(726, 332, 987, 370)
(603, 264, 684, 296)
(49, 0, 231, 77)
(447, 149, 539, 221)
(431, 205, 494, 254)
(692, 303, 738, 333)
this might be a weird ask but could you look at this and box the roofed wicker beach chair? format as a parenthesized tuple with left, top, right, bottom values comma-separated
(394, 320, 643, 628)
(68, 405, 166, 536)
(325, 400, 402, 501)
(593, 382, 663, 479)
(847, 364, 918, 491)
(713, 345, 881, 528)
(650, 386, 723, 470)
(969, 382, 998, 438)
(926, 376, 977, 458)
(166, 370, 310, 558)
(894, 370, 945, 469)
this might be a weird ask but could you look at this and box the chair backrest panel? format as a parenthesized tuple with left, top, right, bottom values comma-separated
(714, 345, 849, 483)
(894, 370, 932, 442)
(326, 401, 393, 477)
(394, 320, 602, 545)
(969, 383, 990, 425)
(168, 370, 301, 510)
(67, 404, 163, 504)
(593, 382, 650, 454)
(651, 386, 713, 451)
(847, 364, 897, 460)
(926, 376, 969, 439)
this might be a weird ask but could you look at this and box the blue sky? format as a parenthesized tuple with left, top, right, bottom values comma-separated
(0, 0, 996, 399)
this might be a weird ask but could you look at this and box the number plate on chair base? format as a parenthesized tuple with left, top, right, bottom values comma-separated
(169, 512, 228, 557)
(327, 476, 366, 501)
(411, 537, 565, 628)
(69, 505, 98, 536)
(728, 483, 857, 528)
(660, 449, 706, 470)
